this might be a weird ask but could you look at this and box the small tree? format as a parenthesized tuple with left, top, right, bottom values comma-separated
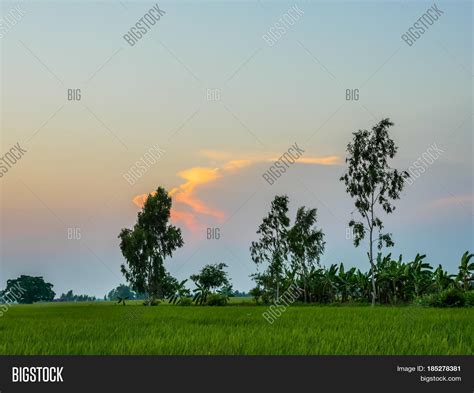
(288, 207, 325, 302)
(250, 195, 290, 302)
(119, 187, 184, 305)
(340, 118, 408, 305)
(1, 275, 54, 304)
(190, 263, 230, 304)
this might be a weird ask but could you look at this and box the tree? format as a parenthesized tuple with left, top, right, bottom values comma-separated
(340, 118, 408, 305)
(288, 207, 325, 302)
(59, 290, 96, 302)
(250, 195, 290, 302)
(1, 275, 54, 304)
(119, 187, 184, 305)
(107, 284, 136, 301)
(190, 263, 230, 305)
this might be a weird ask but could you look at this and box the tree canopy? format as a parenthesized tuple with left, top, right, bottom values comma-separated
(119, 187, 184, 305)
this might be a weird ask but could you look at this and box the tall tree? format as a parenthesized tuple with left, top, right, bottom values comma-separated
(119, 187, 184, 305)
(340, 118, 408, 305)
(250, 195, 290, 302)
(288, 207, 325, 302)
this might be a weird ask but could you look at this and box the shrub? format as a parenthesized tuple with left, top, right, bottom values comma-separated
(463, 290, 474, 307)
(177, 297, 193, 306)
(439, 288, 465, 307)
(142, 299, 160, 306)
(206, 293, 228, 306)
(419, 288, 465, 307)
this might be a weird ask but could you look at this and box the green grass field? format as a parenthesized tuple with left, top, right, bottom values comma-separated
(0, 301, 472, 355)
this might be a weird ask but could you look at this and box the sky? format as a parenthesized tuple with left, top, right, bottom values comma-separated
(1, 0, 472, 297)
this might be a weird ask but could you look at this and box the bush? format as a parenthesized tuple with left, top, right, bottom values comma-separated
(419, 288, 466, 307)
(205, 293, 228, 306)
(417, 293, 439, 307)
(177, 297, 193, 306)
(142, 299, 160, 306)
(463, 290, 474, 307)
(439, 288, 465, 307)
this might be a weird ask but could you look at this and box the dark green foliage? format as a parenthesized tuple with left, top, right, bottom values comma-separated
(206, 293, 229, 306)
(118, 187, 184, 305)
(288, 207, 325, 303)
(1, 275, 54, 304)
(464, 291, 474, 307)
(457, 251, 473, 290)
(107, 284, 136, 301)
(167, 279, 191, 304)
(59, 290, 96, 302)
(249, 286, 264, 304)
(420, 288, 466, 308)
(177, 297, 193, 306)
(250, 196, 325, 303)
(191, 263, 231, 305)
(250, 195, 290, 302)
(284, 252, 472, 306)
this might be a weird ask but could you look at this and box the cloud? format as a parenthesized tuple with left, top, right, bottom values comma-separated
(133, 150, 341, 231)
(427, 194, 473, 209)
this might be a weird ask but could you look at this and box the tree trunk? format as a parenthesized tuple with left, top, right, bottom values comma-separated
(369, 224, 376, 306)
(369, 193, 376, 306)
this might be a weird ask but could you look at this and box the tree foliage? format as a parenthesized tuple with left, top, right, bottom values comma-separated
(190, 263, 231, 305)
(250, 195, 291, 302)
(340, 118, 408, 305)
(1, 275, 54, 304)
(119, 187, 184, 305)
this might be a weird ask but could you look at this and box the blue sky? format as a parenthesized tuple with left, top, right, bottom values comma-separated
(1, 0, 472, 296)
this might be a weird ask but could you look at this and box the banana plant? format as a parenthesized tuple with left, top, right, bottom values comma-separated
(433, 264, 454, 293)
(457, 251, 474, 290)
(167, 279, 191, 304)
(192, 283, 209, 305)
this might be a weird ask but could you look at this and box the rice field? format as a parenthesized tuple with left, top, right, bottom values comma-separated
(0, 301, 472, 355)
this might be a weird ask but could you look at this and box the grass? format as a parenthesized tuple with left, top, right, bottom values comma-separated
(0, 301, 472, 355)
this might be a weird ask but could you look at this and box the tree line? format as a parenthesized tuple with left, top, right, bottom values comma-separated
(1, 119, 472, 307)
(116, 118, 473, 307)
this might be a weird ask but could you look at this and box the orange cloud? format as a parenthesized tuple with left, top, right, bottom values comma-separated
(427, 194, 473, 209)
(133, 167, 225, 232)
(133, 151, 341, 231)
(298, 156, 341, 165)
(169, 167, 225, 220)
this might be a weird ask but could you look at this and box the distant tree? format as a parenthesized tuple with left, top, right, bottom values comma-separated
(232, 290, 250, 297)
(250, 195, 290, 302)
(59, 290, 74, 302)
(58, 290, 96, 302)
(119, 187, 184, 305)
(2, 275, 54, 304)
(190, 263, 230, 305)
(107, 284, 136, 301)
(340, 118, 408, 305)
(288, 207, 325, 302)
